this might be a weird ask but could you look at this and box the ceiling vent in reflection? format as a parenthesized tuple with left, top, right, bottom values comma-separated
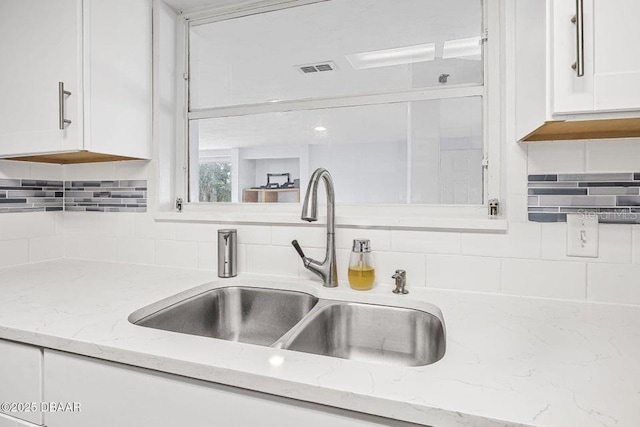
(297, 61, 337, 74)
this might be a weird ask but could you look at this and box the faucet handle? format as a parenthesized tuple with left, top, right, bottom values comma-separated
(392, 269, 408, 295)
(291, 240, 306, 259)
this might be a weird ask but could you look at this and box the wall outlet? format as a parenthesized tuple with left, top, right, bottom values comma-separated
(566, 214, 598, 258)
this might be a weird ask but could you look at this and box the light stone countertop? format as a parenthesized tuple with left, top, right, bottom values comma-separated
(0, 259, 638, 427)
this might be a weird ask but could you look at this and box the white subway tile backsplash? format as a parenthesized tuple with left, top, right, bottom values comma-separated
(0, 212, 57, 240)
(391, 230, 461, 254)
(155, 239, 198, 269)
(177, 223, 219, 243)
(116, 237, 156, 265)
(461, 223, 541, 258)
(528, 141, 586, 174)
(234, 225, 271, 245)
(135, 215, 176, 240)
(586, 139, 640, 172)
(197, 242, 217, 271)
(0, 160, 31, 179)
(506, 141, 529, 195)
(506, 194, 530, 223)
(245, 244, 299, 277)
(336, 228, 391, 251)
(0, 239, 29, 268)
(541, 223, 632, 263)
(501, 259, 586, 300)
(633, 225, 640, 264)
(29, 235, 63, 263)
(0, 151, 626, 306)
(587, 263, 640, 305)
(63, 163, 117, 181)
(426, 255, 500, 293)
(598, 224, 633, 263)
(271, 225, 325, 248)
(64, 235, 117, 262)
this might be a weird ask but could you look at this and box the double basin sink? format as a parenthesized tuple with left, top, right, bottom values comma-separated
(129, 286, 445, 367)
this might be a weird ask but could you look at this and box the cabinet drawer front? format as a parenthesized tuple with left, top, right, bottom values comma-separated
(44, 350, 417, 427)
(0, 341, 43, 425)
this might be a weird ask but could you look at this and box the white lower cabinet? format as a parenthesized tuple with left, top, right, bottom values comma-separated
(0, 341, 43, 426)
(43, 350, 416, 427)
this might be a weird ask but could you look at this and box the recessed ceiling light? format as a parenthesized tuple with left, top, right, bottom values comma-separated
(268, 99, 282, 103)
(346, 43, 436, 70)
(314, 126, 327, 132)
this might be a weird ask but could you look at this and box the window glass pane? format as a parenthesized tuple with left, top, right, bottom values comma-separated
(199, 160, 231, 202)
(189, 0, 483, 109)
(189, 97, 483, 205)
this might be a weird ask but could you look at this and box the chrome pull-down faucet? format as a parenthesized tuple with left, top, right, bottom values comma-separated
(291, 168, 338, 288)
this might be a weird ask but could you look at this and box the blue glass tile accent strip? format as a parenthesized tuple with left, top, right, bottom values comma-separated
(64, 180, 147, 212)
(528, 173, 640, 224)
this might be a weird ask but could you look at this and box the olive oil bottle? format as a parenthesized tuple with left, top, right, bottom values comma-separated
(348, 239, 375, 290)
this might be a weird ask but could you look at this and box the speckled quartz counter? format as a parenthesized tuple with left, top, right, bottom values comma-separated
(0, 260, 638, 427)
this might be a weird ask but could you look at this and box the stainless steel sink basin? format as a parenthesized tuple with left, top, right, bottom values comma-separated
(134, 287, 318, 346)
(131, 285, 446, 367)
(279, 303, 445, 367)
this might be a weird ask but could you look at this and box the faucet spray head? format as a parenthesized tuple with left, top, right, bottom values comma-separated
(301, 171, 321, 222)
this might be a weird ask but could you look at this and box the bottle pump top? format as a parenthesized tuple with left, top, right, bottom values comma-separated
(352, 239, 371, 253)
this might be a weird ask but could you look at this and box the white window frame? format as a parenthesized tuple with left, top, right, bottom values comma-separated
(167, 0, 505, 231)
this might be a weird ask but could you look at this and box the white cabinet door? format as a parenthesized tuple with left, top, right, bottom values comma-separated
(0, 341, 43, 425)
(44, 350, 416, 427)
(0, 0, 82, 156)
(592, 0, 640, 111)
(551, 0, 595, 114)
(83, 0, 152, 159)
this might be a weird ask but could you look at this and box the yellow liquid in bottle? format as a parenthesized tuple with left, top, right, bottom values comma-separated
(348, 265, 375, 290)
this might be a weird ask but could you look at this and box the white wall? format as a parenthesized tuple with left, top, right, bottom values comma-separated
(58, 135, 640, 306)
(0, 161, 64, 268)
(57, 0, 640, 307)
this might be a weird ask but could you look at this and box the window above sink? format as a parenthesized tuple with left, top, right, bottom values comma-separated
(166, 0, 505, 231)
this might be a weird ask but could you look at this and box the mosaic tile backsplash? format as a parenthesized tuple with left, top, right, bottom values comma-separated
(65, 180, 147, 212)
(0, 179, 146, 213)
(528, 173, 640, 223)
(0, 179, 64, 213)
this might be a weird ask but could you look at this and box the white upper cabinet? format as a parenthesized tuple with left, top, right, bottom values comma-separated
(591, 0, 640, 112)
(552, 0, 640, 115)
(0, 0, 82, 156)
(0, 0, 152, 162)
(517, 0, 640, 141)
(551, 0, 594, 114)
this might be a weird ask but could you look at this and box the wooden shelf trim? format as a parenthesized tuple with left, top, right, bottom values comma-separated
(2, 151, 146, 164)
(521, 117, 640, 142)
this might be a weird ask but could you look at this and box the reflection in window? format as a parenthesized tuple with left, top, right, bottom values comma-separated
(189, 0, 483, 109)
(199, 160, 231, 203)
(186, 0, 486, 206)
(190, 97, 483, 205)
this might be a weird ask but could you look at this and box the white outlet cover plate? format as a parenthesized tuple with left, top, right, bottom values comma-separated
(566, 214, 599, 258)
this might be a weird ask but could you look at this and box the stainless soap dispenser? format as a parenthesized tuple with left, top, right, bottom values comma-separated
(217, 229, 237, 278)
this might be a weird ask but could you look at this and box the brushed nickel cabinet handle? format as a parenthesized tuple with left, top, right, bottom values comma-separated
(58, 82, 72, 129)
(570, 0, 585, 77)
